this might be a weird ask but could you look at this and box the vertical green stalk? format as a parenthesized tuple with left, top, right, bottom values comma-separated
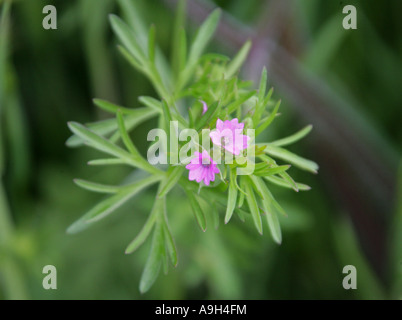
(0, 0, 29, 299)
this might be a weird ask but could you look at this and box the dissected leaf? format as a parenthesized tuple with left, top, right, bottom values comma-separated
(158, 166, 185, 198)
(110, 14, 146, 64)
(263, 144, 319, 173)
(253, 164, 291, 177)
(67, 175, 162, 234)
(117, 109, 140, 156)
(66, 108, 157, 147)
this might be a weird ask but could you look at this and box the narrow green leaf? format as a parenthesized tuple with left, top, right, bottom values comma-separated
(93, 99, 135, 115)
(250, 176, 282, 244)
(225, 40, 252, 78)
(67, 175, 162, 234)
(264, 175, 311, 191)
(195, 101, 220, 131)
(138, 96, 162, 112)
(66, 119, 117, 147)
(148, 24, 156, 64)
(253, 175, 287, 217)
(278, 171, 299, 192)
(235, 208, 246, 222)
(176, 9, 221, 91)
(73, 179, 121, 194)
(87, 158, 127, 166)
(263, 145, 319, 173)
(172, 0, 186, 78)
(253, 164, 291, 177)
(68, 121, 156, 173)
(162, 218, 178, 267)
(237, 175, 247, 208)
(226, 91, 255, 115)
(66, 107, 157, 147)
(253, 84, 273, 125)
(158, 166, 185, 198)
(225, 170, 238, 224)
(116, 109, 139, 156)
(265, 204, 282, 244)
(269, 125, 313, 147)
(117, 45, 143, 71)
(109, 14, 146, 64)
(243, 177, 263, 234)
(258, 67, 267, 103)
(187, 9, 221, 68)
(139, 221, 164, 293)
(68, 121, 132, 160)
(185, 189, 207, 232)
(255, 99, 281, 136)
(200, 53, 230, 63)
(161, 99, 173, 129)
(125, 196, 163, 254)
(178, 28, 187, 73)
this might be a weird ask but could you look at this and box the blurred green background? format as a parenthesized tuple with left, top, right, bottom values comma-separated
(0, 0, 401, 299)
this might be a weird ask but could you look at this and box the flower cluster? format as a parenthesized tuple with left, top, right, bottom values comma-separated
(185, 116, 250, 185)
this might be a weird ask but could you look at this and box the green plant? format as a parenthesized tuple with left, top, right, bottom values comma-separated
(66, 2, 318, 293)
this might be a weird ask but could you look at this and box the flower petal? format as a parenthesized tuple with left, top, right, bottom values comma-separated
(209, 131, 222, 146)
(216, 119, 224, 131)
(195, 167, 205, 183)
(189, 166, 203, 181)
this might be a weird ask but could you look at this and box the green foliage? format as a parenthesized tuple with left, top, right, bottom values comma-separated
(1, 0, 400, 300)
(64, 5, 319, 293)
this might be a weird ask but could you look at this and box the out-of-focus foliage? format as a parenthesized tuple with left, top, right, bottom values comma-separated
(0, 0, 401, 299)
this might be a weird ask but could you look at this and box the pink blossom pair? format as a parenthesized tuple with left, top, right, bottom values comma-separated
(185, 110, 250, 185)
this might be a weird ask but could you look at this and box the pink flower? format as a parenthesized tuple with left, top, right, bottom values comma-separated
(209, 118, 250, 155)
(185, 150, 219, 186)
(200, 100, 208, 115)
